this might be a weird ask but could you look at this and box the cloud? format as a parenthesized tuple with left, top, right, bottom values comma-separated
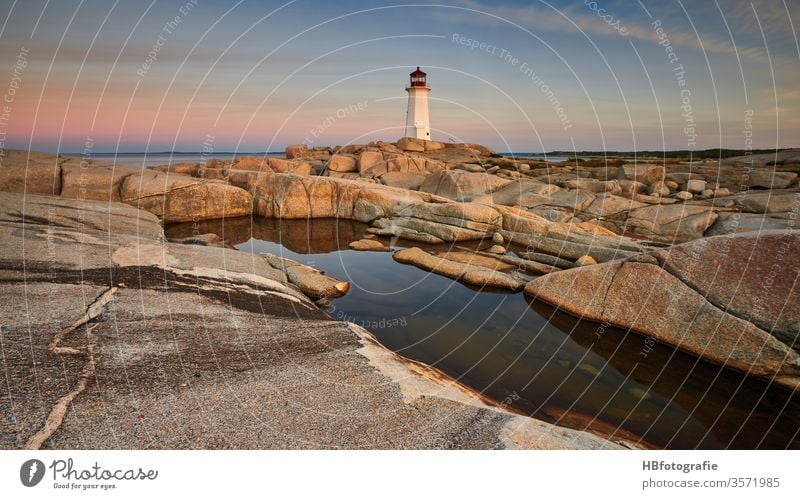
(449, 0, 769, 60)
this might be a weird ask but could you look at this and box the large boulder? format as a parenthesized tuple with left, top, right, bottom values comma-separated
(393, 247, 524, 290)
(424, 140, 446, 151)
(358, 150, 384, 173)
(251, 171, 435, 222)
(621, 164, 665, 185)
(379, 171, 427, 190)
(496, 205, 646, 263)
(525, 234, 800, 390)
(483, 179, 561, 206)
(581, 193, 648, 217)
(659, 231, 800, 349)
(121, 171, 253, 223)
(234, 156, 270, 172)
(626, 204, 718, 242)
(61, 163, 141, 202)
(285, 144, 309, 159)
(420, 170, 511, 202)
(705, 212, 799, 236)
(0, 150, 62, 195)
(396, 137, 426, 152)
(721, 190, 800, 214)
(328, 154, 358, 173)
(748, 170, 798, 189)
(262, 253, 350, 300)
(0, 191, 164, 240)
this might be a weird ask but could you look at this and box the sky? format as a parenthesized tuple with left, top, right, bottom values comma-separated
(0, 0, 798, 153)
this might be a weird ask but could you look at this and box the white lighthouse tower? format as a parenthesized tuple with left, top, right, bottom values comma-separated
(405, 66, 431, 140)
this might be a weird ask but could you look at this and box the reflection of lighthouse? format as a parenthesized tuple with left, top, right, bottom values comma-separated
(404, 66, 431, 140)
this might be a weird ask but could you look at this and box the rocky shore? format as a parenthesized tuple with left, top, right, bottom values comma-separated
(1, 140, 798, 448)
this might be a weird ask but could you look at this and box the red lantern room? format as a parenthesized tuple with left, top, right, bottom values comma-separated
(409, 66, 428, 88)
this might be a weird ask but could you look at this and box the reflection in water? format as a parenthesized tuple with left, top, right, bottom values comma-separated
(165, 217, 800, 449)
(164, 216, 370, 253)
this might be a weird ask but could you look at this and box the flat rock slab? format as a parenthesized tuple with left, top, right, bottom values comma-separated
(627, 204, 718, 242)
(525, 241, 800, 390)
(121, 171, 253, 223)
(348, 238, 390, 251)
(658, 231, 800, 349)
(420, 170, 511, 202)
(393, 247, 525, 291)
(705, 212, 799, 236)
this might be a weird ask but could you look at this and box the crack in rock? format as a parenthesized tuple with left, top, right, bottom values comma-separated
(24, 286, 118, 449)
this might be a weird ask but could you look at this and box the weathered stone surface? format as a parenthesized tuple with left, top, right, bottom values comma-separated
(627, 204, 718, 242)
(575, 255, 597, 266)
(358, 150, 384, 173)
(379, 171, 427, 190)
(705, 212, 799, 236)
(722, 149, 800, 167)
(647, 181, 670, 197)
(454, 163, 486, 173)
(562, 178, 621, 194)
(495, 205, 645, 263)
(483, 179, 561, 206)
(328, 154, 358, 173)
(397, 137, 426, 152)
(622, 164, 665, 185)
(582, 193, 648, 217)
(423, 140, 446, 151)
(150, 162, 202, 176)
(234, 156, 270, 172)
(262, 253, 350, 300)
(268, 157, 311, 175)
(121, 171, 253, 223)
(420, 170, 511, 202)
(0, 191, 163, 241)
(290, 162, 313, 176)
(725, 190, 800, 214)
(348, 238, 390, 251)
(545, 190, 596, 211)
(372, 216, 487, 243)
(522, 250, 577, 270)
(285, 143, 309, 159)
(675, 191, 693, 201)
(631, 193, 678, 205)
(400, 202, 502, 231)
(748, 171, 798, 189)
(684, 179, 707, 193)
(666, 172, 703, 184)
(487, 244, 506, 255)
(61, 163, 141, 202)
(251, 172, 439, 222)
(438, 250, 515, 271)
(0, 150, 62, 195)
(525, 258, 800, 389)
(393, 247, 525, 290)
(167, 233, 226, 247)
(659, 231, 800, 349)
(528, 207, 573, 223)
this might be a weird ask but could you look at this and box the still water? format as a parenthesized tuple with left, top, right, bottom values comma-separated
(92, 152, 282, 168)
(166, 216, 800, 449)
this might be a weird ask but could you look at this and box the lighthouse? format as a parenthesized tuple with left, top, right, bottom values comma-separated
(404, 66, 431, 140)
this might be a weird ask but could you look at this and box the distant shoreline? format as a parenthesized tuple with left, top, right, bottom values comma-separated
(55, 147, 794, 157)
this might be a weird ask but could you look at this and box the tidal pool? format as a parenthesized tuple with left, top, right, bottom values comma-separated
(166, 216, 800, 449)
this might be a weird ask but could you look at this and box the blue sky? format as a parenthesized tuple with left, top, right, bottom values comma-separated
(0, 0, 797, 152)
